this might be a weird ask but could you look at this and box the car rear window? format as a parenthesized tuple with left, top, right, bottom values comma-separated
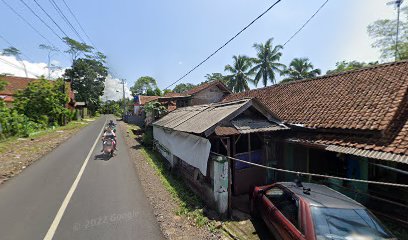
(311, 207, 394, 240)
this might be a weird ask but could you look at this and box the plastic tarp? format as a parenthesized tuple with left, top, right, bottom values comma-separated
(153, 126, 211, 176)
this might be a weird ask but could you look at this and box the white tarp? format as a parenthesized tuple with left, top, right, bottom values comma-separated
(153, 126, 211, 176)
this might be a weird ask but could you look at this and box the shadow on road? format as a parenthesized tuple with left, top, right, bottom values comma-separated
(94, 153, 112, 161)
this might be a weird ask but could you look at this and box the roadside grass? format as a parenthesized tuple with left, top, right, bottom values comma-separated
(127, 124, 218, 232)
(0, 120, 92, 154)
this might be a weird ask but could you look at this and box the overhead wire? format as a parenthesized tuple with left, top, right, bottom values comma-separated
(0, 57, 39, 77)
(48, 0, 86, 43)
(164, 0, 283, 89)
(164, 0, 330, 90)
(0, 0, 54, 45)
(17, 0, 63, 41)
(60, 0, 97, 50)
(31, 0, 69, 38)
(0, 34, 34, 62)
(282, 0, 329, 47)
(210, 152, 408, 188)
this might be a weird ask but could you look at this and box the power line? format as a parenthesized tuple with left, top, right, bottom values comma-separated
(60, 0, 98, 50)
(31, 0, 69, 38)
(48, 0, 86, 43)
(210, 152, 408, 188)
(0, 34, 34, 62)
(0, 0, 53, 45)
(0, 57, 39, 78)
(282, 0, 329, 47)
(18, 0, 63, 41)
(164, 0, 282, 89)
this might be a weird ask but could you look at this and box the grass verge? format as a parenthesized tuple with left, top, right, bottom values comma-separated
(0, 120, 92, 154)
(127, 125, 218, 232)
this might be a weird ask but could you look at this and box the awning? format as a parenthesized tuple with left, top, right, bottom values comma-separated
(232, 118, 287, 134)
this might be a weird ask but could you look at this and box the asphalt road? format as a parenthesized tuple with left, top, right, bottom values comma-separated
(0, 115, 164, 240)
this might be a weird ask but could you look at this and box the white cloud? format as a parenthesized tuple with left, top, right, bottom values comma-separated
(178, 61, 183, 65)
(102, 75, 132, 101)
(0, 55, 65, 79)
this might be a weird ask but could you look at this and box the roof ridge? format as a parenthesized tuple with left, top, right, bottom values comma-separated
(246, 60, 408, 92)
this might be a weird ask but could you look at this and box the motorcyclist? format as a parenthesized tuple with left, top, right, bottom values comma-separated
(101, 127, 117, 152)
(107, 120, 116, 132)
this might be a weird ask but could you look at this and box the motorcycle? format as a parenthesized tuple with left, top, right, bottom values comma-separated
(103, 138, 115, 157)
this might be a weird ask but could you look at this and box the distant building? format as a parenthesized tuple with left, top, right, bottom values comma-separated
(0, 76, 75, 109)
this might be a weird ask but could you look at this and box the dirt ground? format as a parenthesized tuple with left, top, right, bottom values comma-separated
(119, 122, 226, 240)
(0, 121, 90, 184)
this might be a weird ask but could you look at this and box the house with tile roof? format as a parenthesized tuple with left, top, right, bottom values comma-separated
(222, 60, 408, 223)
(0, 75, 76, 109)
(132, 81, 232, 126)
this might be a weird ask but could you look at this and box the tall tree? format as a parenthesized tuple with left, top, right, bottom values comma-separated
(2, 47, 27, 77)
(172, 83, 196, 93)
(64, 58, 108, 115)
(63, 37, 93, 62)
(281, 58, 321, 83)
(367, 6, 408, 60)
(326, 60, 378, 74)
(250, 38, 285, 87)
(39, 44, 59, 79)
(224, 55, 254, 93)
(130, 76, 158, 96)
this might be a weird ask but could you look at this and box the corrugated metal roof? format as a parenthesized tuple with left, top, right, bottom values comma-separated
(232, 118, 288, 134)
(325, 145, 408, 164)
(153, 99, 286, 136)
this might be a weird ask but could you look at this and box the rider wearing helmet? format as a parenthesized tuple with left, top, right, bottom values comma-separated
(101, 127, 117, 151)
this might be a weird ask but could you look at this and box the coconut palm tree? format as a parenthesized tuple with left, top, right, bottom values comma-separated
(251, 38, 285, 87)
(281, 58, 321, 83)
(224, 55, 254, 93)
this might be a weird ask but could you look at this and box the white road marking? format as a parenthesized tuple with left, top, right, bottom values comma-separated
(43, 119, 107, 240)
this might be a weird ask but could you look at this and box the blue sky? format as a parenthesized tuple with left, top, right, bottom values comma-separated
(0, 0, 398, 96)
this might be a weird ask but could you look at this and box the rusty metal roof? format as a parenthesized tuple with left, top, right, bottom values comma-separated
(153, 99, 286, 137)
(232, 118, 288, 134)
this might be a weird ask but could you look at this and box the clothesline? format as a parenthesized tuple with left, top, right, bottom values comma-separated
(210, 152, 408, 188)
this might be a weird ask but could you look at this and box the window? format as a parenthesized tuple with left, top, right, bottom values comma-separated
(266, 187, 300, 229)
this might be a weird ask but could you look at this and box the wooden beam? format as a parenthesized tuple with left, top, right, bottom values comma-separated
(248, 133, 251, 162)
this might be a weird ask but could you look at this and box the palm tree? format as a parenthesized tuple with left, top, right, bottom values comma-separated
(224, 55, 254, 93)
(251, 38, 285, 87)
(281, 58, 321, 83)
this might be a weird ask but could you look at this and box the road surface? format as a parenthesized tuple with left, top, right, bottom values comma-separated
(0, 115, 164, 240)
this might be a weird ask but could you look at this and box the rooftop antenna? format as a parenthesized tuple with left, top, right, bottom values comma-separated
(387, 0, 404, 60)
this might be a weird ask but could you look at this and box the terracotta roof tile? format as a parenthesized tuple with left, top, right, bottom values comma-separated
(223, 61, 408, 131)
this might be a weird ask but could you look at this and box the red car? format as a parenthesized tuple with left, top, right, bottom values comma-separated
(250, 182, 395, 240)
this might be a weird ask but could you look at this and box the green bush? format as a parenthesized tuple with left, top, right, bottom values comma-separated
(142, 127, 153, 147)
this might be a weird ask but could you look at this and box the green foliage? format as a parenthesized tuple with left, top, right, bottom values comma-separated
(145, 87, 162, 96)
(172, 83, 196, 93)
(141, 127, 153, 147)
(163, 89, 173, 95)
(326, 61, 378, 74)
(139, 146, 215, 230)
(13, 78, 69, 126)
(63, 37, 93, 61)
(367, 6, 408, 60)
(2, 47, 21, 57)
(0, 78, 7, 91)
(100, 100, 122, 116)
(224, 55, 254, 93)
(280, 58, 321, 83)
(0, 101, 43, 138)
(251, 38, 285, 87)
(64, 58, 108, 115)
(130, 76, 158, 96)
(144, 101, 167, 119)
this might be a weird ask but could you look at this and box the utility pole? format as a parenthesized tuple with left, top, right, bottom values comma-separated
(387, 0, 404, 60)
(121, 79, 126, 119)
